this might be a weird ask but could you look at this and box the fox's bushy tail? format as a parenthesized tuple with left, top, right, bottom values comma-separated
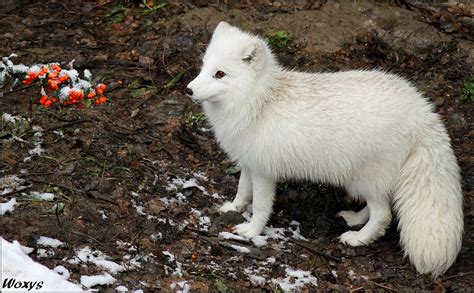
(394, 115, 463, 277)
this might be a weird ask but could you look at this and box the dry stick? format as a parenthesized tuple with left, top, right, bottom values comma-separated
(441, 271, 474, 282)
(366, 280, 398, 292)
(69, 230, 103, 245)
(0, 186, 32, 197)
(290, 239, 341, 263)
(44, 119, 92, 132)
(28, 178, 117, 205)
(1, 84, 35, 96)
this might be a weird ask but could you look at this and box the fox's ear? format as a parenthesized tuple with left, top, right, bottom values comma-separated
(214, 21, 232, 34)
(241, 42, 261, 63)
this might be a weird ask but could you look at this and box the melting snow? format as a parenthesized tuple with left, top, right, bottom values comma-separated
(36, 248, 54, 258)
(1, 198, 17, 216)
(271, 267, 318, 291)
(71, 246, 125, 274)
(0, 175, 25, 194)
(251, 235, 268, 247)
(1, 237, 83, 291)
(218, 232, 248, 242)
(27, 191, 55, 201)
(37, 236, 64, 248)
(230, 244, 251, 254)
(116, 285, 128, 292)
(53, 265, 71, 280)
(80, 272, 116, 288)
(171, 281, 190, 293)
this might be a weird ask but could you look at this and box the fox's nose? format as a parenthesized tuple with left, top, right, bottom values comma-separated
(185, 88, 193, 96)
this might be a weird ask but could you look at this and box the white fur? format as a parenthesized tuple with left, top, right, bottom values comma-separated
(187, 22, 463, 277)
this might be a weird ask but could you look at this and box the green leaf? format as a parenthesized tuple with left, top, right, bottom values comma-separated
(163, 71, 185, 89)
(103, 5, 128, 24)
(213, 279, 228, 293)
(84, 99, 92, 108)
(48, 203, 65, 214)
(266, 31, 293, 48)
(224, 164, 241, 175)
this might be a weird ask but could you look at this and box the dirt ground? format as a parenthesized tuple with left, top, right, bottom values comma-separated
(1, 1, 473, 291)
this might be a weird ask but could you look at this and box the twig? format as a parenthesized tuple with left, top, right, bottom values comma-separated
(44, 119, 92, 132)
(366, 280, 397, 292)
(441, 271, 474, 282)
(290, 239, 341, 263)
(28, 178, 116, 205)
(69, 231, 103, 245)
(0, 84, 35, 96)
(0, 186, 32, 197)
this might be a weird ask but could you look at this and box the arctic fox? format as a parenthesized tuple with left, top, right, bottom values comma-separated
(186, 21, 463, 277)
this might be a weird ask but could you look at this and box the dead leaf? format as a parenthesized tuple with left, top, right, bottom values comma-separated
(116, 198, 130, 214)
(147, 198, 166, 215)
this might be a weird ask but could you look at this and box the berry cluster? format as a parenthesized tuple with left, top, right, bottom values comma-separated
(1, 54, 108, 108)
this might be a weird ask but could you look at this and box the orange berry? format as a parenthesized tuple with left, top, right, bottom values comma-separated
(49, 72, 58, 79)
(44, 99, 52, 107)
(87, 91, 96, 98)
(40, 96, 48, 104)
(96, 83, 106, 94)
(27, 71, 38, 80)
(48, 80, 58, 91)
(22, 78, 32, 85)
(58, 75, 68, 83)
(99, 96, 107, 103)
(51, 97, 58, 103)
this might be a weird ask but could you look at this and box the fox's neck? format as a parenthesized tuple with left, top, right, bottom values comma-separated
(203, 67, 283, 138)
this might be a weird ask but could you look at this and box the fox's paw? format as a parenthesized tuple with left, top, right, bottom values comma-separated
(219, 201, 239, 214)
(339, 231, 369, 247)
(337, 210, 367, 227)
(233, 222, 262, 239)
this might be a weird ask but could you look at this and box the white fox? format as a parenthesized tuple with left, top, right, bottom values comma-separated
(186, 21, 463, 277)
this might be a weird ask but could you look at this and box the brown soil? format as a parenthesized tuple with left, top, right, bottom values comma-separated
(1, 1, 472, 291)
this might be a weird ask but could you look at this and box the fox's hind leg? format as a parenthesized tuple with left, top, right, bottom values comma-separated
(219, 168, 252, 213)
(338, 206, 369, 227)
(339, 168, 393, 246)
(339, 198, 391, 246)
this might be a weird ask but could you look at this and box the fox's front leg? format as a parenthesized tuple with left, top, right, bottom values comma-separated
(234, 173, 275, 238)
(219, 168, 253, 213)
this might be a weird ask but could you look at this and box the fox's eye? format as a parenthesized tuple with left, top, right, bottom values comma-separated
(214, 71, 226, 79)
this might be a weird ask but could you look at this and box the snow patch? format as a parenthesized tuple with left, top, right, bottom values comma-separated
(230, 244, 251, 253)
(251, 235, 268, 247)
(53, 265, 71, 280)
(27, 191, 55, 201)
(1, 237, 83, 291)
(1, 198, 17, 215)
(80, 272, 116, 288)
(171, 281, 189, 293)
(71, 246, 125, 274)
(116, 285, 128, 292)
(218, 232, 248, 242)
(271, 267, 318, 291)
(37, 236, 64, 248)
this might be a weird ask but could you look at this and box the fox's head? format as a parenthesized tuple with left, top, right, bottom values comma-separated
(187, 21, 277, 104)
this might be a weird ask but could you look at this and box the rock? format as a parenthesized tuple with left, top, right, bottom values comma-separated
(209, 211, 246, 234)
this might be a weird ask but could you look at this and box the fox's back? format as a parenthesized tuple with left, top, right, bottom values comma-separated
(233, 70, 435, 183)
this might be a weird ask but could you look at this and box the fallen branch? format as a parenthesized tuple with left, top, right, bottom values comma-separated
(290, 239, 341, 263)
